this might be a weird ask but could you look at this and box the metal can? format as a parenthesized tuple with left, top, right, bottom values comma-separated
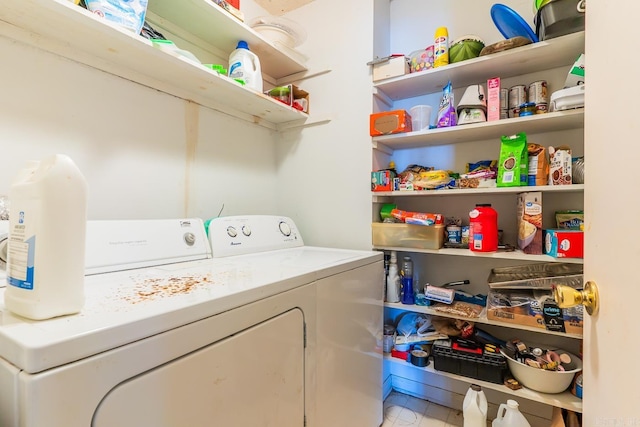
(508, 85, 527, 118)
(528, 80, 548, 113)
(509, 85, 527, 108)
(500, 88, 509, 110)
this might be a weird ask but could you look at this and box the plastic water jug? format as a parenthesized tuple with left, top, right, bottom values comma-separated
(4, 154, 88, 320)
(228, 40, 263, 93)
(469, 203, 498, 252)
(463, 384, 487, 427)
(492, 399, 531, 427)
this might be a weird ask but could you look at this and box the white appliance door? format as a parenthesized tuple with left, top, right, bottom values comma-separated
(92, 309, 305, 426)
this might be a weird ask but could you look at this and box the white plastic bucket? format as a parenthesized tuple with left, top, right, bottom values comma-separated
(409, 105, 433, 131)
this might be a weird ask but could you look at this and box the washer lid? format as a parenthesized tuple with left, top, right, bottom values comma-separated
(491, 3, 539, 43)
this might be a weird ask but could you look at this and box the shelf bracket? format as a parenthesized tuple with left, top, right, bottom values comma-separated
(373, 88, 393, 109)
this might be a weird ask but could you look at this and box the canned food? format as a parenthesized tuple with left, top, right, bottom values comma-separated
(500, 88, 509, 110)
(528, 80, 548, 114)
(509, 85, 527, 109)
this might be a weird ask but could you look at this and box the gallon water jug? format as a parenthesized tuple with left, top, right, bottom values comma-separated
(463, 384, 488, 427)
(492, 399, 531, 427)
(4, 154, 88, 320)
(228, 40, 263, 93)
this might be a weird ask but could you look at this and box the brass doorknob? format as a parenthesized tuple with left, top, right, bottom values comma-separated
(553, 281, 599, 316)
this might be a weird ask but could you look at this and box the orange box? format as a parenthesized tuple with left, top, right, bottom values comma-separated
(370, 110, 412, 136)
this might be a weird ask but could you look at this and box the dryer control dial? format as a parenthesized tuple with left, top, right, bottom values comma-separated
(242, 225, 252, 236)
(226, 226, 238, 238)
(279, 221, 291, 237)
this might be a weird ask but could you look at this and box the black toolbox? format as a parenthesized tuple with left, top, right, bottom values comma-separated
(432, 338, 508, 384)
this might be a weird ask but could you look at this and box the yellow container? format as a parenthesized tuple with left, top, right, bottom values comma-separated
(372, 223, 445, 250)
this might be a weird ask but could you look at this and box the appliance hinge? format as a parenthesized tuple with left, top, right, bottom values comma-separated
(303, 322, 307, 348)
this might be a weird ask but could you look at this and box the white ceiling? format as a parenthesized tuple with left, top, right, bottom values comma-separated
(253, 0, 314, 15)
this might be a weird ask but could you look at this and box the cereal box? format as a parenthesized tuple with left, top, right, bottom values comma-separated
(517, 192, 543, 254)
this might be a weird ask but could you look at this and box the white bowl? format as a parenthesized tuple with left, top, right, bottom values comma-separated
(501, 349, 582, 394)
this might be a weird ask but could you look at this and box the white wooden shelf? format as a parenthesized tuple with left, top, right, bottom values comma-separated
(373, 246, 583, 264)
(0, 0, 308, 129)
(384, 303, 582, 339)
(146, 0, 307, 80)
(372, 109, 584, 152)
(384, 355, 583, 413)
(374, 31, 585, 101)
(372, 184, 584, 202)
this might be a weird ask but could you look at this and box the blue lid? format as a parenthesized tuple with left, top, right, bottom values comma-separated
(236, 40, 249, 50)
(490, 4, 539, 43)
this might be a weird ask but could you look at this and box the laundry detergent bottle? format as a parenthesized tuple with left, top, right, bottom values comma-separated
(4, 154, 88, 320)
(463, 384, 488, 427)
(228, 40, 263, 93)
(492, 399, 531, 427)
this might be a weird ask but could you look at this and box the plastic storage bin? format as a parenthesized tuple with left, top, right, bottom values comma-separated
(433, 339, 508, 384)
(372, 223, 444, 250)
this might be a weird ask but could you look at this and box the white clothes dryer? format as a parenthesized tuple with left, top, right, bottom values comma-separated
(0, 216, 383, 427)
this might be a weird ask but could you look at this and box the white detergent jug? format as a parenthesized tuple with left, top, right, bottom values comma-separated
(463, 384, 487, 427)
(4, 154, 88, 320)
(228, 40, 263, 93)
(492, 399, 531, 427)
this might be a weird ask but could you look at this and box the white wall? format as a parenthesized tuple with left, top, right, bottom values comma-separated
(0, 30, 279, 221)
(274, 0, 376, 250)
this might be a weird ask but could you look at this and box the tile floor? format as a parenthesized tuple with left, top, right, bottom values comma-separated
(383, 391, 466, 427)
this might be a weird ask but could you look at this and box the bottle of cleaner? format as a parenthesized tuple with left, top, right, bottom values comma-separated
(492, 399, 531, 427)
(463, 384, 488, 427)
(385, 251, 400, 302)
(4, 154, 88, 320)
(434, 26, 449, 68)
(400, 255, 414, 305)
(228, 40, 263, 93)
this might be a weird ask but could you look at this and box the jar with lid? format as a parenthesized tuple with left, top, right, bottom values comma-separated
(518, 102, 536, 117)
(469, 204, 498, 252)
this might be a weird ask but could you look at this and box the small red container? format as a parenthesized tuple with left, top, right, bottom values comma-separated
(469, 204, 498, 252)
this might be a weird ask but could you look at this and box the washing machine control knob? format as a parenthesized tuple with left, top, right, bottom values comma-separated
(184, 232, 196, 246)
(278, 221, 291, 236)
(226, 226, 238, 238)
(242, 225, 251, 236)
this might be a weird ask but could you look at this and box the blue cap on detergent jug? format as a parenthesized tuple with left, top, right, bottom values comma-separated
(236, 40, 249, 50)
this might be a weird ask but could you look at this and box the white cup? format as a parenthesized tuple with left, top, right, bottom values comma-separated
(409, 105, 433, 131)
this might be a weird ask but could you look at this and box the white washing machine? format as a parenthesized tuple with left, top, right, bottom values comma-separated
(0, 216, 383, 427)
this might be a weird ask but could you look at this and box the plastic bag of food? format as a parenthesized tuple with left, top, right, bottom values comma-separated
(85, 0, 149, 34)
(432, 301, 483, 318)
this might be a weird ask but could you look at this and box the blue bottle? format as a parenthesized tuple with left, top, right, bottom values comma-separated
(400, 256, 414, 305)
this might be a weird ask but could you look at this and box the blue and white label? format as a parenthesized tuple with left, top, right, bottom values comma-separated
(8, 209, 36, 290)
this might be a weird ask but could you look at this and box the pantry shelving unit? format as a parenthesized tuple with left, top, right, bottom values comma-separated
(0, 0, 310, 129)
(373, 31, 586, 414)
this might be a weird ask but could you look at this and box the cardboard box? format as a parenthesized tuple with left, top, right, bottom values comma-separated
(487, 289, 583, 335)
(487, 77, 501, 122)
(544, 229, 584, 258)
(370, 110, 412, 136)
(548, 145, 572, 185)
(517, 192, 543, 254)
(265, 84, 310, 114)
(371, 170, 398, 192)
(371, 55, 410, 82)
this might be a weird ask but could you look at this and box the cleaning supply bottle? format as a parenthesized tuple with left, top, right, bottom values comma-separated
(4, 154, 88, 320)
(463, 384, 488, 427)
(400, 256, 414, 305)
(433, 26, 449, 68)
(492, 399, 531, 427)
(228, 40, 263, 93)
(385, 251, 400, 302)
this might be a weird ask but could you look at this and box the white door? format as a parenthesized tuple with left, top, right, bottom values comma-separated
(584, 0, 639, 423)
(92, 309, 305, 426)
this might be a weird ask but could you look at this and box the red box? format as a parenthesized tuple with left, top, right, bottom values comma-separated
(371, 170, 398, 192)
(370, 110, 412, 136)
(544, 229, 584, 258)
(227, 0, 240, 9)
